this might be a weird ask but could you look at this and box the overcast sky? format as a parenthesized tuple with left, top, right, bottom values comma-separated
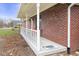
(0, 3, 20, 20)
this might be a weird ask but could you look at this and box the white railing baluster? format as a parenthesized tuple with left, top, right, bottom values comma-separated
(25, 28, 37, 47)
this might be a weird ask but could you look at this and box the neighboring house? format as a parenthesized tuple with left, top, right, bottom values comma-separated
(17, 3, 79, 55)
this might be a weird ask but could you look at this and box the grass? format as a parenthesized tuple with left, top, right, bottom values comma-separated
(0, 28, 17, 37)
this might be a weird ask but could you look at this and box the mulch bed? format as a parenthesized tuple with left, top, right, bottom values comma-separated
(0, 34, 35, 56)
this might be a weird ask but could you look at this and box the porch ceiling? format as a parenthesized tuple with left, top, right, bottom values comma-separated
(40, 3, 57, 13)
(75, 3, 79, 5)
(17, 3, 57, 19)
(17, 3, 36, 18)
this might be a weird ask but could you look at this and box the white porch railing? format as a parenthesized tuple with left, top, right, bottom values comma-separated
(26, 28, 37, 47)
(20, 27, 67, 55)
(21, 27, 37, 47)
(21, 27, 26, 36)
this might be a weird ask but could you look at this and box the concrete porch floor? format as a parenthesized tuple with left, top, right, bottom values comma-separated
(0, 33, 78, 56)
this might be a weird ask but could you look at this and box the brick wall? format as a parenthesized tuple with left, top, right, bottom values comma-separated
(31, 15, 37, 30)
(71, 5, 79, 51)
(40, 4, 68, 47)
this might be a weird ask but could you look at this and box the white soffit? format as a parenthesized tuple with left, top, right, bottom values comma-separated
(17, 3, 36, 18)
(40, 3, 57, 13)
(17, 3, 57, 18)
(75, 3, 79, 5)
(30, 3, 57, 17)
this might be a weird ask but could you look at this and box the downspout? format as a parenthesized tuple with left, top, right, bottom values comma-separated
(67, 3, 75, 54)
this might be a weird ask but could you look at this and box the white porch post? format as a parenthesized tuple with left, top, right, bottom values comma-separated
(67, 3, 75, 53)
(21, 18, 24, 28)
(20, 18, 23, 33)
(31, 18, 33, 30)
(25, 17, 27, 28)
(37, 3, 40, 51)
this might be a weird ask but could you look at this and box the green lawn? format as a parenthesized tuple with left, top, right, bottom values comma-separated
(0, 28, 17, 37)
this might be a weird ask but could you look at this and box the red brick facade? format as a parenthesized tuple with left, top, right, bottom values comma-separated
(71, 5, 79, 51)
(40, 4, 68, 47)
